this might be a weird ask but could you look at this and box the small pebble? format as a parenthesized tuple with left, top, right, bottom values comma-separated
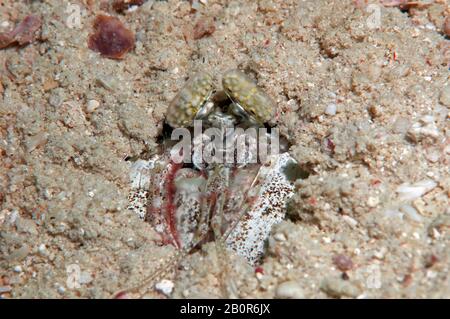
(420, 115, 434, 124)
(425, 23, 435, 31)
(367, 196, 379, 207)
(155, 279, 174, 296)
(86, 99, 100, 113)
(444, 16, 450, 37)
(325, 103, 337, 116)
(191, 0, 202, 11)
(273, 233, 286, 242)
(425, 148, 440, 163)
(320, 277, 361, 298)
(400, 204, 422, 222)
(275, 280, 304, 299)
(49, 91, 64, 107)
(287, 99, 299, 111)
(342, 215, 358, 227)
(114, 291, 128, 299)
(192, 17, 216, 40)
(332, 254, 353, 272)
(439, 85, 450, 107)
(79, 272, 93, 284)
(6, 245, 30, 262)
(407, 118, 440, 142)
(15, 217, 38, 235)
(424, 254, 438, 268)
(372, 248, 386, 260)
(368, 105, 380, 118)
(13, 265, 22, 273)
(392, 117, 410, 134)
(7, 210, 18, 224)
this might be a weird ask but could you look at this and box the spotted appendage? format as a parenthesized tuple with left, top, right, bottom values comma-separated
(166, 72, 214, 128)
(222, 69, 275, 124)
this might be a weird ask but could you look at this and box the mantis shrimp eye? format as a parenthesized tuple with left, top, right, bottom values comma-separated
(222, 69, 276, 125)
(166, 72, 214, 128)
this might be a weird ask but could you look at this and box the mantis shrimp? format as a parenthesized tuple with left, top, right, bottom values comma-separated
(121, 69, 300, 298)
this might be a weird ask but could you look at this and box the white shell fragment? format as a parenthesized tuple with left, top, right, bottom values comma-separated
(325, 103, 337, 116)
(400, 204, 422, 222)
(154, 279, 174, 296)
(275, 280, 305, 299)
(225, 152, 296, 265)
(407, 116, 440, 142)
(396, 179, 437, 201)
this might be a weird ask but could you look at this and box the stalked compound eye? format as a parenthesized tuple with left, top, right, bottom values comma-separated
(166, 72, 214, 128)
(222, 69, 276, 125)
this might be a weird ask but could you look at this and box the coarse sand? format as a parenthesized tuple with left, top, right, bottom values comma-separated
(0, 0, 449, 298)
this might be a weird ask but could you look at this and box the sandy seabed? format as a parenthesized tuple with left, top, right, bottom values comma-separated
(0, 0, 449, 298)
